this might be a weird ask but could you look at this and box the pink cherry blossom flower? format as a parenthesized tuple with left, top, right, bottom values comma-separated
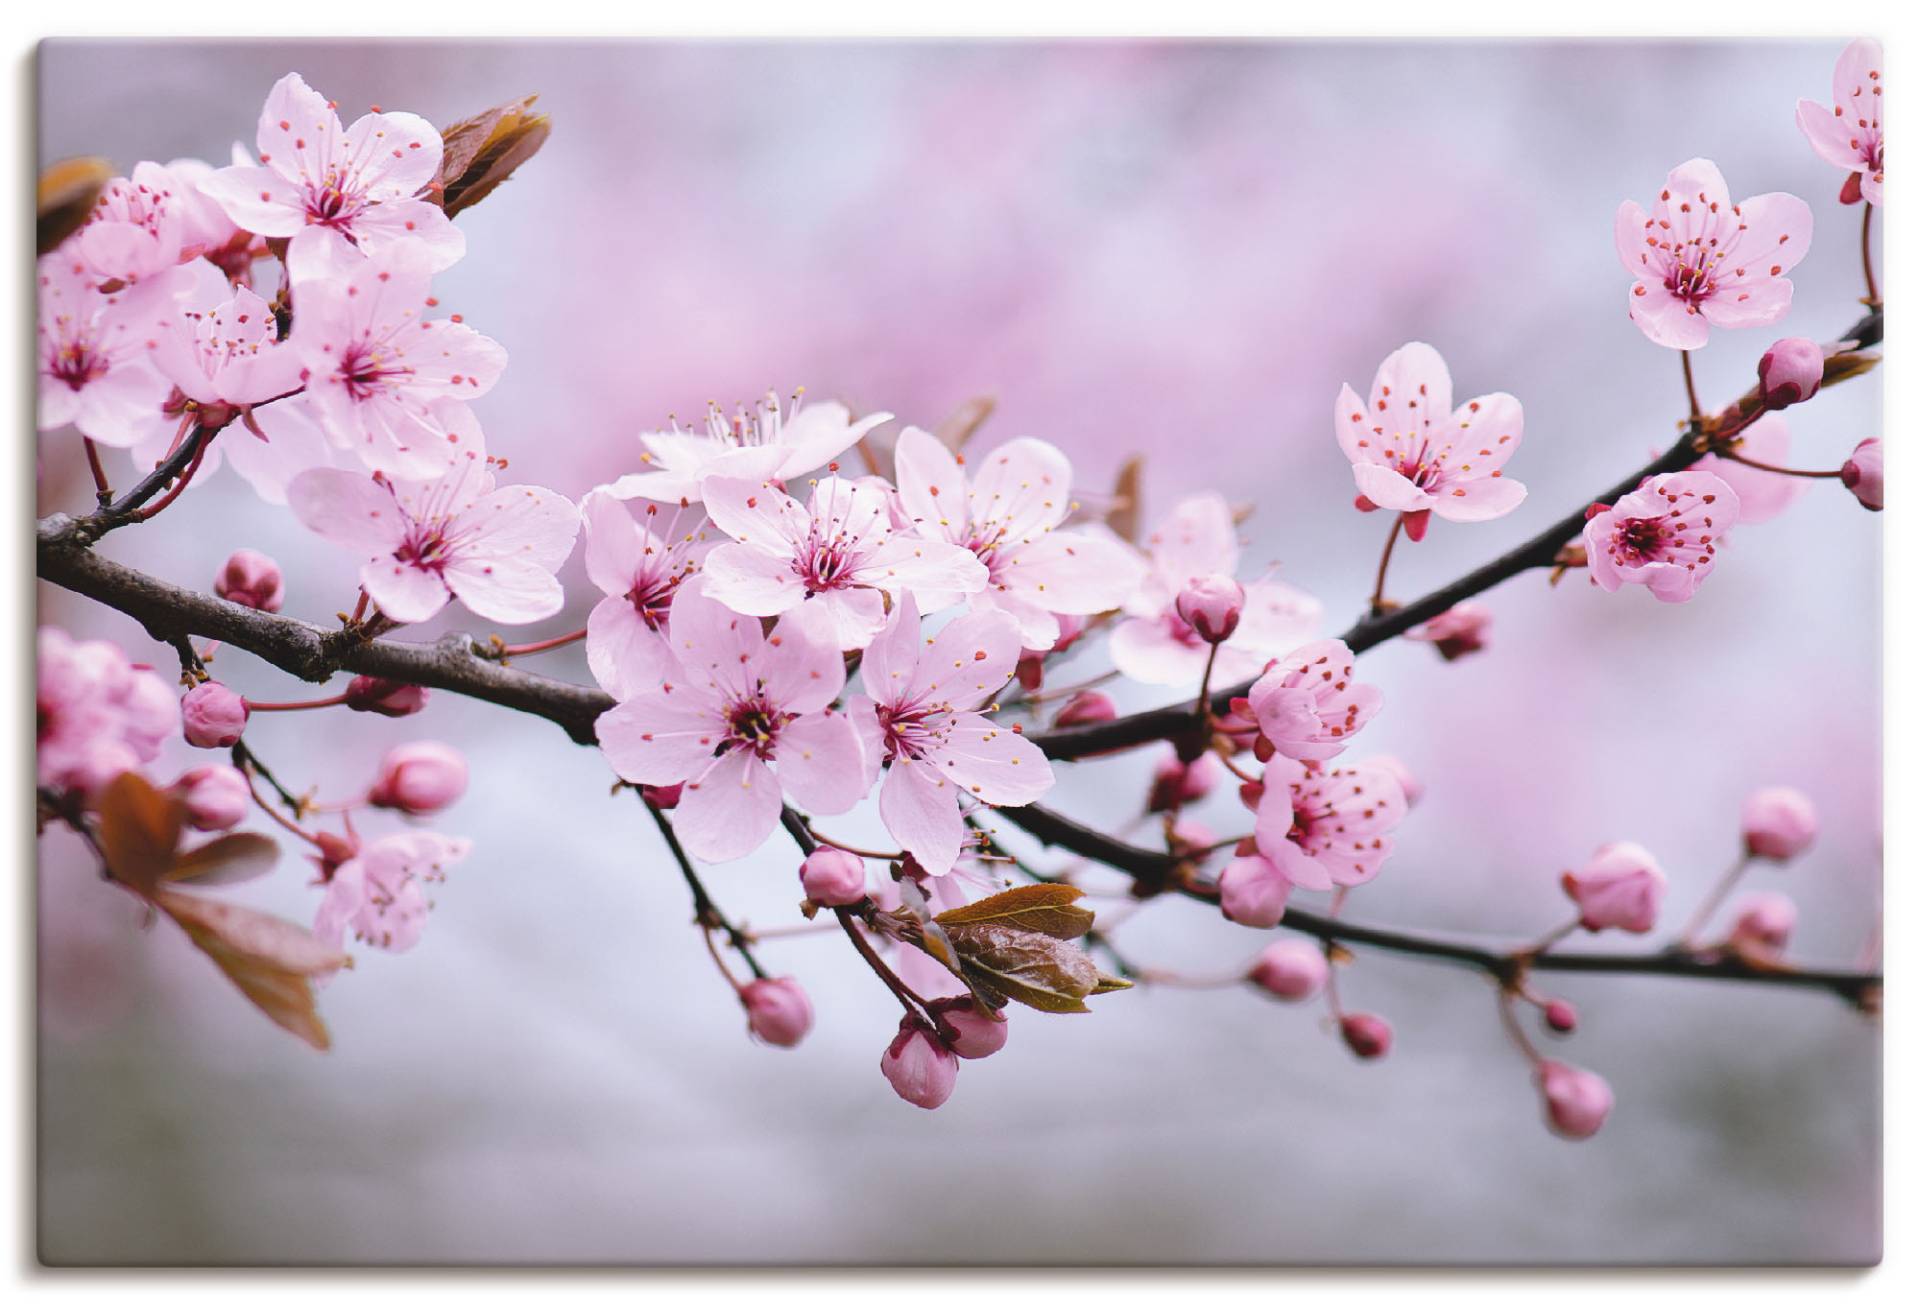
(1582, 470, 1740, 603)
(579, 489, 710, 701)
(36, 253, 176, 448)
(701, 474, 989, 651)
(1336, 342, 1527, 525)
(199, 72, 463, 283)
(1252, 757, 1408, 892)
(314, 830, 471, 955)
(182, 681, 249, 748)
(69, 162, 191, 288)
(607, 391, 892, 506)
(1797, 39, 1884, 206)
(1110, 494, 1323, 687)
(1561, 842, 1666, 933)
(1615, 158, 1813, 350)
(594, 578, 868, 862)
(1405, 601, 1492, 661)
(1696, 415, 1806, 525)
(288, 459, 580, 625)
(36, 627, 178, 798)
(890, 427, 1147, 650)
(144, 261, 305, 408)
(1243, 638, 1381, 764)
(289, 244, 503, 479)
(848, 594, 1053, 875)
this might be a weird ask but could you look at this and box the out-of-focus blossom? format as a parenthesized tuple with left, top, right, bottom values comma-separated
(799, 847, 869, 907)
(313, 830, 471, 955)
(1536, 1060, 1614, 1140)
(701, 473, 987, 651)
(1110, 494, 1322, 687)
(1147, 749, 1218, 813)
(164, 152, 258, 275)
(1051, 690, 1116, 727)
(741, 977, 813, 1048)
(1014, 614, 1087, 693)
(1797, 39, 1884, 206)
(595, 579, 866, 862)
(1249, 938, 1329, 1000)
(288, 459, 579, 625)
(171, 764, 251, 831)
(1698, 414, 1808, 525)
(181, 681, 249, 748)
(1757, 337, 1824, 410)
(1544, 999, 1579, 1034)
(344, 675, 429, 717)
(1253, 757, 1408, 891)
(1368, 754, 1424, 810)
(1406, 602, 1491, 661)
(1726, 891, 1798, 957)
(607, 392, 891, 506)
(199, 72, 463, 282)
(1582, 470, 1740, 603)
(1841, 438, 1883, 511)
(1615, 158, 1812, 350)
(881, 1016, 960, 1109)
(1243, 638, 1381, 764)
(928, 996, 1009, 1060)
(36, 252, 176, 447)
(1335, 342, 1526, 526)
(70, 162, 192, 288)
(579, 490, 708, 701)
(1340, 1012, 1393, 1060)
(1218, 853, 1292, 927)
(36, 628, 177, 797)
(214, 548, 285, 612)
(1741, 785, 1818, 861)
(368, 741, 469, 815)
(142, 261, 305, 407)
(848, 595, 1052, 875)
(288, 244, 502, 479)
(891, 427, 1146, 650)
(1176, 573, 1245, 644)
(1561, 842, 1666, 933)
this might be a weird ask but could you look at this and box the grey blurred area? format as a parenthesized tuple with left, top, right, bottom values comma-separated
(35, 40, 1879, 1265)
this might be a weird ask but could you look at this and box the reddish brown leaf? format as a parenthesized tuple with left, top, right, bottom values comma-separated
(946, 922, 1102, 1014)
(935, 883, 1095, 940)
(95, 772, 186, 898)
(167, 832, 280, 887)
(38, 156, 111, 254)
(435, 94, 551, 218)
(156, 889, 347, 1051)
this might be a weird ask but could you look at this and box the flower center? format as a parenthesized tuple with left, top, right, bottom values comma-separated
(1665, 252, 1717, 306)
(627, 571, 681, 628)
(304, 178, 360, 228)
(394, 525, 454, 573)
(877, 703, 949, 762)
(1610, 515, 1670, 567)
(724, 696, 787, 760)
(49, 340, 105, 392)
(338, 342, 410, 401)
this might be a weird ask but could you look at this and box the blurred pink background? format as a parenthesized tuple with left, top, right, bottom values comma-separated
(36, 39, 1879, 1264)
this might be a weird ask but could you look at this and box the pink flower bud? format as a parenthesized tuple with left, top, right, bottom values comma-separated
(172, 764, 250, 831)
(880, 1016, 959, 1109)
(1543, 998, 1579, 1035)
(1757, 337, 1824, 410)
(1369, 754, 1423, 810)
(928, 996, 1009, 1060)
(741, 977, 813, 1048)
(1354, 493, 1379, 513)
(1174, 573, 1245, 644)
(1408, 602, 1491, 662)
(1841, 437, 1882, 511)
(1340, 1012, 1393, 1060)
(641, 783, 682, 809)
(1249, 938, 1328, 1001)
(799, 847, 868, 906)
(312, 830, 358, 874)
(1726, 891, 1797, 956)
(367, 741, 469, 815)
(344, 675, 430, 717)
(1560, 842, 1666, 933)
(1401, 508, 1431, 543)
(1014, 652, 1045, 692)
(1147, 749, 1216, 813)
(213, 548, 284, 613)
(1740, 785, 1817, 862)
(181, 681, 249, 748)
(1169, 818, 1215, 859)
(1218, 854, 1291, 928)
(1052, 690, 1117, 728)
(1536, 1060, 1613, 1140)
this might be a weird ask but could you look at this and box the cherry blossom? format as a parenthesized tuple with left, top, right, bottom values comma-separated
(288, 244, 503, 479)
(606, 391, 892, 506)
(1842, 438, 1883, 511)
(579, 489, 710, 701)
(700, 473, 989, 651)
(288, 459, 579, 625)
(742, 977, 814, 1047)
(594, 578, 868, 862)
(890, 427, 1146, 649)
(36, 253, 177, 448)
(214, 549, 285, 612)
(199, 72, 463, 283)
(36, 628, 177, 798)
(1582, 470, 1740, 603)
(1336, 342, 1527, 526)
(1537, 1061, 1613, 1140)
(128, 392, 347, 508)
(1561, 842, 1666, 934)
(1252, 757, 1409, 892)
(314, 830, 472, 955)
(1797, 39, 1884, 206)
(1615, 158, 1813, 350)
(1741, 786, 1818, 862)
(1406, 601, 1492, 661)
(144, 261, 305, 408)
(1243, 638, 1381, 764)
(1110, 494, 1323, 687)
(848, 595, 1053, 875)
(70, 162, 192, 289)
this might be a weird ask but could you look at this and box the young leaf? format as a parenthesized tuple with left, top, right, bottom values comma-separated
(166, 832, 280, 887)
(436, 94, 551, 218)
(95, 772, 186, 898)
(935, 883, 1095, 940)
(1105, 455, 1143, 542)
(38, 156, 112, 254)
(155, 889, 347, 1051)
(947, 922, 1101, 1014)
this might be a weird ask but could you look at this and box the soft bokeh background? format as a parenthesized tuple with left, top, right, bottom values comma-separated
(34, 39, 1881, 1265)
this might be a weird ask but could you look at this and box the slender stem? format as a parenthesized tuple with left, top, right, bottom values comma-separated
(1194, 641, 1222, 724)
(1525, 918, 1580, 960)
(493, 627, 588, 658)
(232, 741, 306, 818)
(642, 793, 768, 981)
(1680, 349, 1702, 427)
(1496, 990, 1545, 1067)
(1368, 514, 1404, 616)
(82, 438, 112, 505)
(132, 429, 215, 522)
(805, 823, 904, 861)
(1862, 202, 1879, 307)
(1716, 447, 1846, 480)
(243, 693, 351, 712)
(834, 905, 932, 1020)
(1677, 853, 1754, 947)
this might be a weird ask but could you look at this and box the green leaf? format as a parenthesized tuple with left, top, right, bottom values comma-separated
(934, 883, 1094, 940)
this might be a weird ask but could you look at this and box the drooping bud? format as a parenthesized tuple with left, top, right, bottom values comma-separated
(1248, 938, 1329, 1001)
(799, 847, 868, 907)
(172, 764, 250, 831)
(641, 783, 682, 809)
(1353, 493, 1380, 513)
(1757, 337, 1824, 410)
(1560, 842, 1666, 934)
(928, 996, 1009, 1060)
(1726, 891, 1797, 957)
(1841, 437, 1882, 511)
(213, 548, 284, 613)
(1052, 690, 1117, 728)
(1147, 750, 1217, 813)
(343, 675, 430, 717)
(1339, 1012, 1393, 1060)
(1536, 1060, 1614, 1140)
(367, 741, 469, 815)
(880, 1016, 959, 1109)
(1218, 854, 1291, 928)
(181, 682, 249, 748)
(1175, 573, 1245, 644)
(1408, 602, 1491, 662)
(741, 977, 813, 1048)
(1740, 786, 1818, 862)
(1543, 998, 1579, 1035)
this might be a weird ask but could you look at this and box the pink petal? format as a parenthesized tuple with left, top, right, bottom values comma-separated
(341, 109, 443, 199)
(196, 165, 304, 238)
(702, 475, 808, 554)
(892, 426, 969, 543)
(1352, 461, 1431, 513)
(360, 556, 451, 624)
(675, 750, 782, 862)
(1626, 280, 1710, 350)
(443, 555, 566, 625)
(774, 710, 869, 816)
(1428, 474, 1527, 524)
(879, 762, 967, 876)
(936, 713, 1053, 807)
(596, 688, 726, 787)
(586, 596, 673, 701)
(701, 543, 805, 617)
(286, 468, 408, 552)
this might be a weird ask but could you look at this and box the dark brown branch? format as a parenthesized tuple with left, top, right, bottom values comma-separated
(644, 791, 767, 981)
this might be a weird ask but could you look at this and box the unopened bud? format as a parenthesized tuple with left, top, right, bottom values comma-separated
(1537, 1060, 1613, 1140)
(181, 681, 248, 748)
(1249, 939, 1328, 1001)
(1757, 337, 1824, 410)
(1561, 842, 1666, 933)
(1052, 690, 1117, 728)
(1841, 437, 1882, 511)
(799, 847, 868, 907)
(1340, 1012, 1393, 1060)
(1175, 573, 1245, 644)
(368, 741, 468, 815)
(1543, 998, 1579, 1035)
(880, 1016, 959, 1109)
(742, 977, 813, 1048)
(172, 764, 250, 831)
(344, 675, 430, 717)
(1726, 891, 1798, 957)
(1409, 602, 1491, 662)
(1147, 750, 1216, 813)
(1740, 786, 1817, 862)
(928, 996, 1009, 1060)
(1218, 854, 1291, 928)
(213, 548, 284, 613)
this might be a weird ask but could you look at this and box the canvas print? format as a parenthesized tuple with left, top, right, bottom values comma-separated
(33, 39, 1882, 1266)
